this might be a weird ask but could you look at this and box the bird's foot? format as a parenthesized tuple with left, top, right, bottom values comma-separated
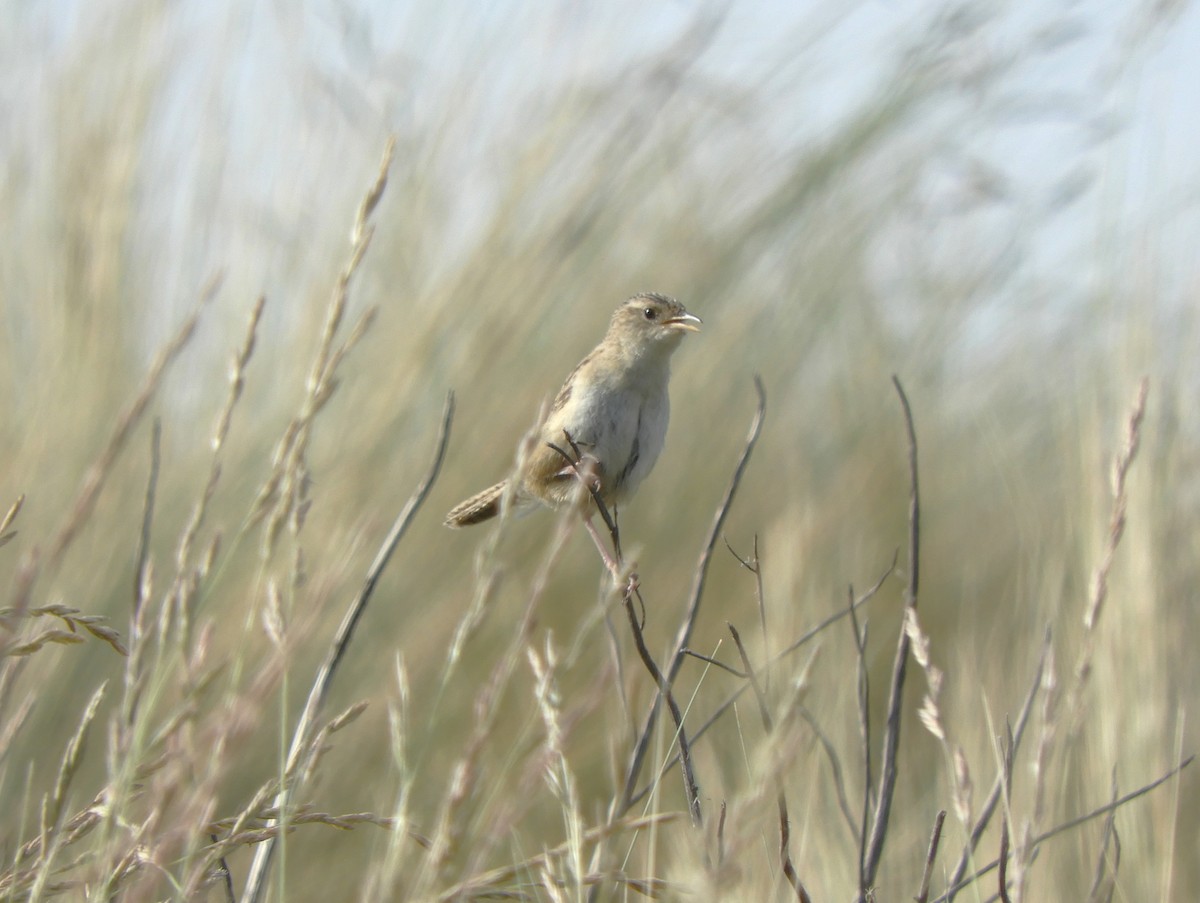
(622, 567, 640, 599)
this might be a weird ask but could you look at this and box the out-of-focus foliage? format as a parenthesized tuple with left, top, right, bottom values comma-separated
(0, 1, 1196, 899)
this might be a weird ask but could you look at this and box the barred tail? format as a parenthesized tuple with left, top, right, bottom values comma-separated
(444, 481, 507, 527)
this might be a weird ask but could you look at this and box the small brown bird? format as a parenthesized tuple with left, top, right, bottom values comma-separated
(444, 292, 701, 544)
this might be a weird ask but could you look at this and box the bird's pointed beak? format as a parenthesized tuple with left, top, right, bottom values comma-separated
(665, 312, 702, 333)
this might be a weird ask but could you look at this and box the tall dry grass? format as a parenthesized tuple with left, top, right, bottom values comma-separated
(1, 2, 1196, 900)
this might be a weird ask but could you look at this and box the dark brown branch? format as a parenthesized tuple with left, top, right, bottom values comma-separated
(997, 819, 1011, 903)
(722, 534, 754, 571)
(724, 534, 768, 688)
(778, 550, 897, 662)
(715, 800, 727, 868)
(680, 648, 747, 678)
(547, 434, 702, 825)
(623, 592, 702, 825)
(682, 645, 856, 838)
(729, 624, 771, 728)
(779, 801, 810, 903)
(988, 821, 1008, 898)
(916, 810, 946, 903)
(626, 556, 895, 810)
(619, 376, 766, 814)
(861, 376, 921, 893)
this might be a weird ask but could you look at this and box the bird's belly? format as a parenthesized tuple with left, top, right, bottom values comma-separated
(569, 388, 668, 504)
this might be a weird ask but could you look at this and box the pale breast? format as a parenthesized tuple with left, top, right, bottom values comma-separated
(563, 377, 669, 505)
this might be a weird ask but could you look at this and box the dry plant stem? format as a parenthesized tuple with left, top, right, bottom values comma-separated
(621, 586, 703, 826)
(166, 295, 266, 692)
(1003, 382, 1146, 901)
(794, 703, 859, 838)
(0, 282, 212, 736)
(432, 807, 682, 898)
(46, 275, 220, 576)
(422, 600, 539, 888)
(31, 683, 107, 901)
(133, 419, 161, 622)
(998, 720, 1015, 903)
(241, 392, 454, 903)
(723, 535, 768, 686)
(543, 431, 669, 834)
(547, 434, 624, 577)
(716, 800, 727, 867)
(426, 505, 579, 891)
(906, 606, 973, 848)
(944, 633, 1049, 900)
(243, 142, 393, 900)
(849, 583, 872, 878)
(211, 832, 236, 903)
(728, 623, 812, 903)
(445, 869, 669, 900)
(413, 430, 609, 893)
(626, 558, 894, 810)
(207, 807, 400, 852)
(1070, 378, 1149, 724)
(695, 542, 861, 837)
(0, 493, 24, 548)
(0, 690, 32, 766)
(998, 818, 1011, 903)
(583, 515, 623, 579)
(249, 140, 394, 557)
(619, 375, 766, 815)
(860, 376, 921, 894)
(178, 294, 266, 577)
(557, 430, 615, 544)
(1, 791, 103, 889)
(1086, 772, 1121, 903)
(681, 648, 746, 678)
(117, 420, 160, 772)
(929, 755, 1193, 903)
(684, 650, 855, 833)
(916, 810, 947, 903)
(527, 641, 584, 895)
(1020, 635, 1058, 893)
(103, 300, 260, 893)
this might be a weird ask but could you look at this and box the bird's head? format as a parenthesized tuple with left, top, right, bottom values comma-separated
(608, 292, 702, 356)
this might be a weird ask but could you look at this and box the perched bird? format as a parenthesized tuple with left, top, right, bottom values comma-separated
(444, 292, 701, 542)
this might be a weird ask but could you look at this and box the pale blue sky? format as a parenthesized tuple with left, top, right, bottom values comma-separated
(4, 0, 1198, 339)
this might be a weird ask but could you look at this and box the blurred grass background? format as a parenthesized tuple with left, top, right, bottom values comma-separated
(1, 0, 1198, 899)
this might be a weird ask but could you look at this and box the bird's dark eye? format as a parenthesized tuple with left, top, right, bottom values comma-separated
(643, 307, 656, 320)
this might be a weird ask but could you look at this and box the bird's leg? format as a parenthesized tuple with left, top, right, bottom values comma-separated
(552, 431, 637, 591)
(582, 509, 641, 598)
(583, 512, 621, 579)
(609, 504, 624, 567)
